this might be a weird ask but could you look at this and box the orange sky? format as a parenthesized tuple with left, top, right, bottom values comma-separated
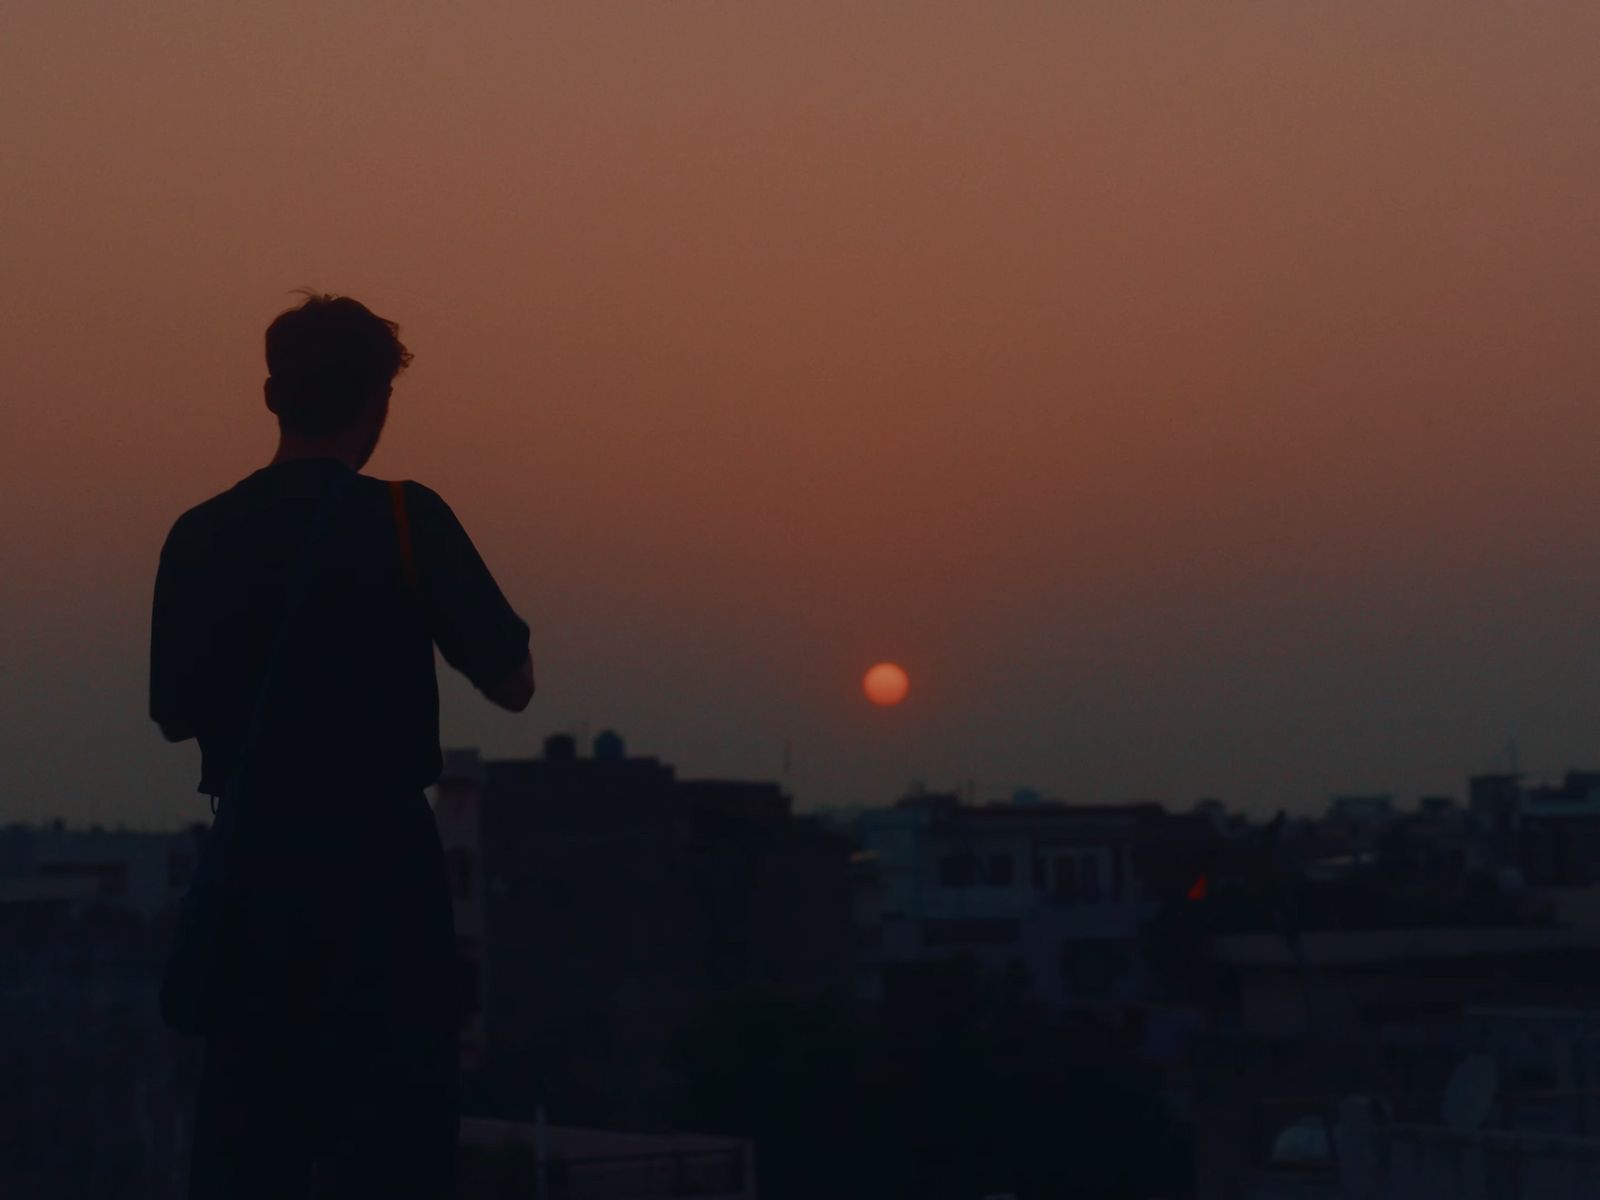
(4, 3, 1600, 827)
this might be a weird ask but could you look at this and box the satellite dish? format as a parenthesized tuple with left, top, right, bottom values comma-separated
(1441, 1054, 1498, 1135)
(1271, 1117, 1330, 1165)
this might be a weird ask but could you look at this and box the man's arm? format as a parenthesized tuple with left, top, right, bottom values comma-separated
(482, 651, 536, 712)
(150, 520, 203, 744)
(408, 482, 534, 709)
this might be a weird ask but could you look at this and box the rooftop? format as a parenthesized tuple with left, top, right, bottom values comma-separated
(1209, 926, 1600, 967)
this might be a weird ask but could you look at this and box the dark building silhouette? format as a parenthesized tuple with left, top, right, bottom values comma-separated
(1149, 775, 1600, 1197)
(1516, 772, 1600, 887)
(0, 825, 199, 1197)
(1184, 930, 1600, 1199)
(1470, 772, 1525, 870)
(433, 733, 853, 1126)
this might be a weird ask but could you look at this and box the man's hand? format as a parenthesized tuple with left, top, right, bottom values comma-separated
(481, 652, 535, 713)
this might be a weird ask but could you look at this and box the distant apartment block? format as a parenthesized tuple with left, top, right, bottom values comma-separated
(0, 822, 196, 919)
(1180, 911, 1600, 1200)
(0, 822, 198, 1197)
(1470, 770, 1600, 886)
(852, 791, 1210, 1018)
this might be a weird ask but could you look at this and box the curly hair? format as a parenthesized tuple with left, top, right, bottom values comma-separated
(265, 291, 413, 435)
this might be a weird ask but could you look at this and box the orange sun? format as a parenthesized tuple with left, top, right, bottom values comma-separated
(863, 662, 910, 707)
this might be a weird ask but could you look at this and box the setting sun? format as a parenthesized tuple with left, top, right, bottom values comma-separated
(863, 662, 910, 707)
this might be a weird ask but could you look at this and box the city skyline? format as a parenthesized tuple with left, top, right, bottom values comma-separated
(10, 723, 1551, 834)
(6, 4, 1600, 827)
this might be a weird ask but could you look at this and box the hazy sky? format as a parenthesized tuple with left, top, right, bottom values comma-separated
(4, 3, 1600, 828)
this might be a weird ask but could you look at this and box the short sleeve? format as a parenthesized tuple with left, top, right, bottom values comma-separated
(149, 517, 204, 729)
(405, 483, 531, 690)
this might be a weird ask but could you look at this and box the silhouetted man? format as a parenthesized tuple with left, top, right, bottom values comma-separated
(150, 293, 534, 1197)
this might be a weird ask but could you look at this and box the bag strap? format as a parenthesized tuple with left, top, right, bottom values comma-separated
(215, 468, 359, 811)
(389, 479, 418, 590)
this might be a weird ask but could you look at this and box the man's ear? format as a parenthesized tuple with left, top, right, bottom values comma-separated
(264, 377, 281, 417)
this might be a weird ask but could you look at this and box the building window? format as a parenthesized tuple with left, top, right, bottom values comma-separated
(167, 850, 194, 889)
(938, 852, 978, 888)
(1080, 855, 1101, 902)
(42, 860, 128, 896)
(1060, 940, 1130, 996)
(924, 918, 1021, 947)
(986, 853, 1014, 887)
(1054, 855, 1078, 900)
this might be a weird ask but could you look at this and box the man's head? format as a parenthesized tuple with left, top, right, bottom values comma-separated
(264, 292, 412, 464)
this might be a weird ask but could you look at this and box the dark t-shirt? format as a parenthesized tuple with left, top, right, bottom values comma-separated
(150, 458, 529, 798)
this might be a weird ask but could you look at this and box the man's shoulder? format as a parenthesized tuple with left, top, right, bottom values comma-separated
(160, 465, 321, 563)
(389, 477, 445, 503)
(160, 482, 250, 562)
(162, 472, 462, 562)
(389, 478, 457, 527)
